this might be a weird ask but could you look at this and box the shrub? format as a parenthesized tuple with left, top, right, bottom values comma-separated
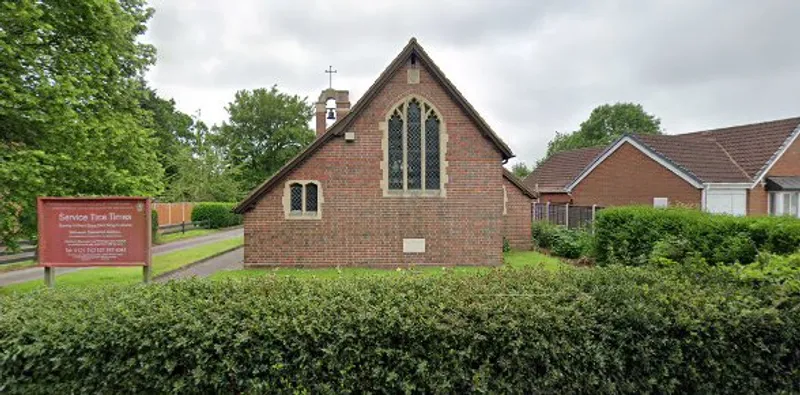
(726, 252, 800, 293)
(1, 268, 798, 393)
(551, 228, 592, 259)
(191, 202, 242, 229)
(595, 206, 800, 266)
(531, 221, 559, 249)
(649, 235, 691, 263)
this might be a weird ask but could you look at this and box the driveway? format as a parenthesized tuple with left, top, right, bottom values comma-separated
(0, 228, 243, 287)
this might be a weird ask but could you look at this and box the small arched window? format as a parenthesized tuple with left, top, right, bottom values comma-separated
(305, 183, 318, 212)
(285, 181, 322, 219)
(290, 183, 303, 213)
(387, 98, 441, 192)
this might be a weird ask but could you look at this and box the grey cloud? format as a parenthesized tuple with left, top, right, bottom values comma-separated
(145, 0, 800, 166)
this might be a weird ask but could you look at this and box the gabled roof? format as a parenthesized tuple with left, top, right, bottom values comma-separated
(234, 38, 515, 214)
(523, 147, 604, 193)
(503, 168, 537, 199)
(530, 116, 800, 193)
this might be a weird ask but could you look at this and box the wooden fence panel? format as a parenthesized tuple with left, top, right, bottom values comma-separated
(532, 202, 603, 229)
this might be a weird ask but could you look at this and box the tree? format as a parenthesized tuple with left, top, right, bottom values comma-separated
(544, 103, 662, 159)
(511, 162, 532, 178)
(139, 85, 196, 177)
(214, 86, 315, 191)
(162, 119, 243, 203)
(0, 0, 162, 248)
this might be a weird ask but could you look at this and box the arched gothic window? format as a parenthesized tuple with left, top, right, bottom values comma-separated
(387, 98, 441, 191)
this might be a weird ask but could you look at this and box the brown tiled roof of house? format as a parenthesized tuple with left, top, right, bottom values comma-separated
(528, 116, 800, 190)
(523, 147, 604, 192)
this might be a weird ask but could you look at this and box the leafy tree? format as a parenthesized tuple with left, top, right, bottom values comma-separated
(0, 0, 161, 248)
(139, 86, 196, 177)
(163, 119, 243, 202)
(544, 103, 662, 159)
(511, 162, 532, 179)
(214, 86, 315, 191)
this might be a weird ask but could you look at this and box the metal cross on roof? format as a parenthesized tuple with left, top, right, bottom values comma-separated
(325, 65, 337, 89)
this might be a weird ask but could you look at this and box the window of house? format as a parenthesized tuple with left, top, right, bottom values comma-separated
(386, 97, 442, 194)
(769, 192, 800, 218)
(285, 181, 322, 219)
(653, 197, 669, 208)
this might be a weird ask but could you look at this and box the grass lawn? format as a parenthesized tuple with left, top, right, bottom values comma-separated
(209, 250, 568, 281)
(1, 237, 243, 294)
(0, 260, 37, 273)
(156, 228, 218, 244)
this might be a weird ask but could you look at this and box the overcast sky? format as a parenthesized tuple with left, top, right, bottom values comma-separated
(144, 0, 800, 166)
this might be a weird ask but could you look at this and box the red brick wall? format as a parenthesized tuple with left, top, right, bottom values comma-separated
(748, 186, 769, 216)
(768, 135, 800, 176)
(243, 61, 505, 267)
(503, 179, 532, 251)
(571, 142, 702, 207)
(749, 134, 800, 215)
(537, 192, 571, 204)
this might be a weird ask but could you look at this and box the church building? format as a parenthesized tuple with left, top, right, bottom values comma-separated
(233, 38, 536, 267)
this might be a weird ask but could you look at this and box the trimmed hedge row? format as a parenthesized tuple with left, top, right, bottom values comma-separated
(191, 202, 242, 229)
(2, 268, 799, 393)
(595, 206, 800, 266)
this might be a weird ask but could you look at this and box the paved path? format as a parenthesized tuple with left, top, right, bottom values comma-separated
(0, 228, 243, 287)
(156, 247, 243, 282)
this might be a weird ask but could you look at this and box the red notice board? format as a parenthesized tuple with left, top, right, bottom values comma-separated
(37, 197, 152, 267)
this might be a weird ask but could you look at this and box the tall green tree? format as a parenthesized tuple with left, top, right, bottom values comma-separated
(163, 119, 243, 203)
(544, 103, 662, 159)
(511, 162, 532, 179)
(0, 0, 162, 248)
(139, 86, 196, 177)
(214, 86, 315, 191)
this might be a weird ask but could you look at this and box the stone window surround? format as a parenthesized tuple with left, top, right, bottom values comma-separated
(379, 95, 449, 198)
(502, 185, 508, 215)
(283, 180, 323, 220)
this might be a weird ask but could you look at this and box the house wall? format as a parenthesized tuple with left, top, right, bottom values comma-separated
(570, 142, 702, 207)
(749, 135, 800, 215)
(243, 61, 505, 267)
(503, 179, 532, 251)
(536, 192, 572, 204)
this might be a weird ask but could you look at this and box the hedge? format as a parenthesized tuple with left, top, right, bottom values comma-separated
(531, 222, 592, 259)
(191, 202, 242, 229)
(595, 206, 800, 266)
(2, 267, 799, 393)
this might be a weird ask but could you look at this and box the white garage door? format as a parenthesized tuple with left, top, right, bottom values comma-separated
(706, 189, 747, 216)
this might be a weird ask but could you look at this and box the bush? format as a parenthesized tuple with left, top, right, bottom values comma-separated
(191, 202, 242, 229)
(532, 222, 592, 259)
(1, 268, 799, 393)
(595, 206, 800, 266)
(531, 221, 559, 250)
(726, 252, 800, 293)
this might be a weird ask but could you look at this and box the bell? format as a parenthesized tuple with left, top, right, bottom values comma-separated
(326, 108, 336, 120)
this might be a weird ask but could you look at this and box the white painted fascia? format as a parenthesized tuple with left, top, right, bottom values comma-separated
(750, 122, 800, 189)
(566, 136, 705, 192)
(704, 183, 752, 190)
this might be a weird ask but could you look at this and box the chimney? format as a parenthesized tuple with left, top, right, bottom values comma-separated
(315, 89, 350, 138)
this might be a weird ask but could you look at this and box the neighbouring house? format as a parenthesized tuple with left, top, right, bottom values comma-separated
(233, 38, 536, 267)
(525, 117, 800, 217)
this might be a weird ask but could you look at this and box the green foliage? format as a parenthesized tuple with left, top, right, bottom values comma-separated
(163, 146, 243, 203)
(510, 162, 532, 178)
(214, 86, 315, 191)
(502, 237, 511, 253)
(1, 267, 799, 393)
(595, 206, 800, 266)
(725, 252, 800, 293)
(544, 103, 662, 159)
(191, 203, 242, 229)
(531, 222, 591, 259)
(0, 0, 163, 248)
(531, 221, 559, 250)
